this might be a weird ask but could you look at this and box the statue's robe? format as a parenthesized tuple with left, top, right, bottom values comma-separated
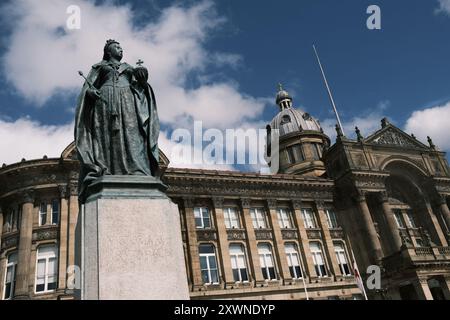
(74, 60, 160, 203)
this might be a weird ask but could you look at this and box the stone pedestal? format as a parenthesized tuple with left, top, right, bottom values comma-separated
(76, 176, 189, 300)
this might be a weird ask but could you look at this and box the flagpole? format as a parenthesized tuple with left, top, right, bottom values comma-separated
(345, 233, 368, 300)
(312, 44, 346, 136)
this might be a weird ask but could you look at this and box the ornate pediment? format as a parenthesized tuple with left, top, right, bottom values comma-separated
(364, 125, 429, 150)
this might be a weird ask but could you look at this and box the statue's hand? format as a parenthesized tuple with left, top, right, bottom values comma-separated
(87, 88, 102, 100)
(134, 66, 149, 86)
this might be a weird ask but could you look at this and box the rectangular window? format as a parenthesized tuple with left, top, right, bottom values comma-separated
(277, 208, 293, 228)
(334, 243, 351, 276)
(35, 245, 58, 293)
(250, 208, 268, 229)
(285, 243, 303, 279)
(39, 203, 47, 226)
(199, 244, 219, 284)
(194, 207, 211, 229)
(224, 207, 240, 229)
(51, 199, 59, 225)
(325, 209, 339, 228)
(229, 244, 249, 283)
(393, 209, 405, 228)
(302, 208, 316, 228)
(258, 244, 277, 280)
(3, 252, 17, 300)
(405, 210, 416, 228)
(310, 242, 327, 277)
(5, 210, 13, 232)
(293, 145, 305, 162)
(286, 147, 296, 164)
(311, 143, 321, 160)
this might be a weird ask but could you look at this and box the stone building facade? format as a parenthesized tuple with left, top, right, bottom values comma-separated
(0, 87, 449, 300)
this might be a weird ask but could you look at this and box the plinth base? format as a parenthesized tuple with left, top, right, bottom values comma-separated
(76, 176, 189, 300)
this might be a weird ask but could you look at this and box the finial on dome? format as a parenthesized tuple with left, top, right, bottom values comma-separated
(276, 83, 293, 110)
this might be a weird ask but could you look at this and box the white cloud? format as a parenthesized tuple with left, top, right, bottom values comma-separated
(0, 118, 73, 164)
(404, 101, 450, 151)
(436, 0, 450, 15)
(0, 0, 271, 167)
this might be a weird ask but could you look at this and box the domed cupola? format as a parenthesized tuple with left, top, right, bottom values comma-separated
(266, 84, 330, 177)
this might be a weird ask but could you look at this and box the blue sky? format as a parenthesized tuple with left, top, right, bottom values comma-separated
(1, 0, 450, 168)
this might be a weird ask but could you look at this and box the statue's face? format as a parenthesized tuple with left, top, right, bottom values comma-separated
(109, 43, 123, 61)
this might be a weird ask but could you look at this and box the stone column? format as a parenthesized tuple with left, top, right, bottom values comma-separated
(414, 278, 434, 300)
(211, 197, 234, 288)
(266, 199, 292, 283)
(57, 185, 69, 292)
(0, 254, 6, 299)
(0, 206, 3, 249)
(14, 191, 34, 299)
(66, 182, 78, 285)
(424, 201, 448, 246)
(314, 200, 342, 279)
(240, 198, 264, 285)
(438, 195, 450, 233)
(291, 200, 316, 279)
(354, 191, 382, 263)
(184, 197, 203, 290)
(377, 192, 402, 252)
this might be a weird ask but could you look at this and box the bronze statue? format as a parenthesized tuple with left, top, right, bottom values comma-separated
(75, 40, 160, 203)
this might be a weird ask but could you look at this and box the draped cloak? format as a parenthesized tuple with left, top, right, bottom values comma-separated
(74, 60, 160, 203)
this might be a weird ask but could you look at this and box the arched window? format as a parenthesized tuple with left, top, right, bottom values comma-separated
(285, 243, 303, 279)
(310, 242, 327, 277)
(258, 243, 277, 280)
(334, 242, 351, 276)
(229, 244, 249, 282)
(198, 244, 219, 284)
(3, 252, 18, 299)
(35, 245, 58, 293)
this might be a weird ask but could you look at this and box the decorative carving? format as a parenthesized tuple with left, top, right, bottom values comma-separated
(227, 229, 246, 241)
(281, 229, 298, 240)
(32, 228, 58, 242)
(68, 182, 78, 196)
(183, 197, 194, 208)
(212, 197, 224, 208)
(266, 199, 277, 208)
(377, 191, 389, 203)
(196, 230, 217, 241)
(329, 229, 344, 239)
(21, 190, 35, 203)
(240, 198, 251, 209)
(370, 127, 423, 149)
(314, 200, 325, 210)
(255, 229, 273, 240)
(1, 234, 19, 250)
(58, 184, 68, 199)
(291, 200, 302, 210)
(306, 229, 322, 239)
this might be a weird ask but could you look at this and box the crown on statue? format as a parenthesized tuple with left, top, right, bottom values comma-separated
(104, 39, 119, 50)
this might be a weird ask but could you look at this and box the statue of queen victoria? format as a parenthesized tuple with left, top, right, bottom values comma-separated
(75, 40, 160, 203)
